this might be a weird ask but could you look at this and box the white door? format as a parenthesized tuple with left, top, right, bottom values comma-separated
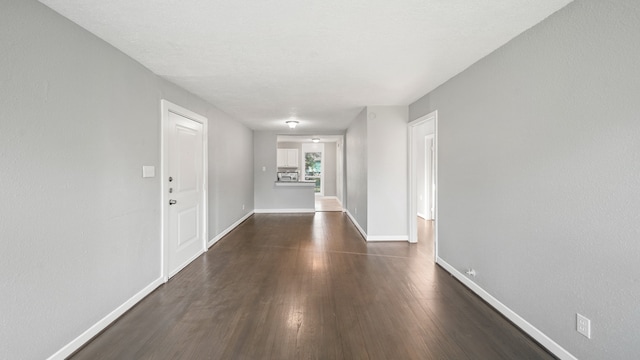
(162, 101, 207, 280)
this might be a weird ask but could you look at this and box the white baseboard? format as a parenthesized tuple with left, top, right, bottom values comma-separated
(366, 236, 409, 242)
(208, 211, 254, 248)
(345, 210, 367, 239)
(254, 208, 315, 213)
(436, 257, 577, 360)
(345, 211, 407, 242)
(47, 277, 164, 360)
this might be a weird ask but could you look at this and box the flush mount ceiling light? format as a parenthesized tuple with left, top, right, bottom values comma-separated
(312, 138, 320, 143)
(286, 120, 299, 129)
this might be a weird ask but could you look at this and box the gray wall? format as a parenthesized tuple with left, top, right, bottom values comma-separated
(254, 132, 279, 209)
(366, 106, 408, 238)
(323, 142, 337, 197)
(345, 106, 409, 238)
(409, 0, 640, 358)
(336, 138, 345, 204)
(0, 1, 253, 359)
(345, 109, 368, 232)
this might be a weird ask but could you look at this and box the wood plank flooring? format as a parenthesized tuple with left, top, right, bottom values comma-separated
(70, 213, 555, 360)
(315, 196, 343, 212)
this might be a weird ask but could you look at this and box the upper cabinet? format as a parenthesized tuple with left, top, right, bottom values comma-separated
(277, 149, 299, 168)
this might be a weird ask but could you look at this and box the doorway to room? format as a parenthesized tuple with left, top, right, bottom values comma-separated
(423, 134, 435, 220)
(408, 111, 438, 260)
(277, 135, 345, 212)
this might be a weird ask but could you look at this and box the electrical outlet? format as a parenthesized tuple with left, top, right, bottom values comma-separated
(577, 314, 591, 339)
(465, 269, 476, 277)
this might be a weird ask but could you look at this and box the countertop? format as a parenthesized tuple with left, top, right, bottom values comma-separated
(274, 181, 316, 187)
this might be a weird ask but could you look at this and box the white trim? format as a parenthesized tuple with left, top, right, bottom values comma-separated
(202, 115, 209, 250)
(434, 115, 439, 260)
(436, 258, 578, 360)
(254, 208, 316, 213)
(47, 277, 164, 360)
(417, 212, 426, 219)
(424, 134, 435, 220)
(160, 100, 208, 283)
(366, 236, 409, 242)
(345, 210, 367, 239)
(336, 137, 345, 208)
(208, 211, 254, 247)
(408, 111, 438, 261)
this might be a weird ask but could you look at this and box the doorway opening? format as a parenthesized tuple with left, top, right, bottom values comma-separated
(277, 135, 345, 211)
(408, 111, 438, 261)
(422, 134, 435, 220)
(302, 142, 324, 196)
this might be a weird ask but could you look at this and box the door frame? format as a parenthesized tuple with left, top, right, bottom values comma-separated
(425, 134, 435, 220)
(408, 111, 438, 260)
(336, 137, 345, 210)
(160, 100, 208, 282)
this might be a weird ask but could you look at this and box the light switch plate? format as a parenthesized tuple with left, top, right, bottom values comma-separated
(142, 166, 155, 178)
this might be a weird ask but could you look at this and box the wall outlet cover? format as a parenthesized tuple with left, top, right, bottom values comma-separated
(577, 313, 591, 339)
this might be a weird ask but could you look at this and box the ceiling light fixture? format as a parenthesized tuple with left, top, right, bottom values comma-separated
(286, 120, 299, 129)
(312, 138, 320, 143)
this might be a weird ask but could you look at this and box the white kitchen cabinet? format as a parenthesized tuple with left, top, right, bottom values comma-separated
(277, 149, 299, 168)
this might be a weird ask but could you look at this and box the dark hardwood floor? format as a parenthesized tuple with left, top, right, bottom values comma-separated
(70, 213, 554, 360)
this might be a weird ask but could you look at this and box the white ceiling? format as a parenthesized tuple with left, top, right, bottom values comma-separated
(40, 0, 573, 131)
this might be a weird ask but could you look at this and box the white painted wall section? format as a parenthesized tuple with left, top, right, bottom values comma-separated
(345, 109, 368, 234)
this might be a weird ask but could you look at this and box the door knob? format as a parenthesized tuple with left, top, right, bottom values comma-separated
(169, 199, 177, 205)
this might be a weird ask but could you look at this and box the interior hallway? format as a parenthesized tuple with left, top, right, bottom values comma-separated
(70, 213, 553, 359)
